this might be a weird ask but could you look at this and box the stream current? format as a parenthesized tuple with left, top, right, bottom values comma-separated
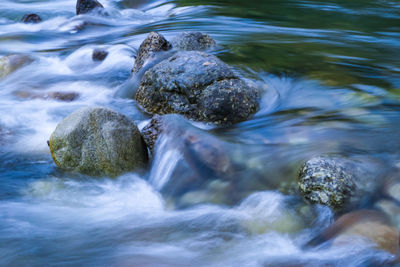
(0, 0, 400, 266)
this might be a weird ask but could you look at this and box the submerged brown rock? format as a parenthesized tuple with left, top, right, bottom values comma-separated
(316, 210, 399, 255)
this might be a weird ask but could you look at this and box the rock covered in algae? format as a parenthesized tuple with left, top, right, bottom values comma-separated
(171, 32, 216, 51)
(136, 51, 259, 124)
(49, 107, 148, 177)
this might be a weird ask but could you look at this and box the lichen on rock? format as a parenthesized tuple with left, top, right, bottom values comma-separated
(49, 106, 148, 177)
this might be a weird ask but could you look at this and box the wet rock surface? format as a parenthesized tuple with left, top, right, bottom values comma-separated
(136, 51, 259, 124)
(15, 91, 79, 102)
(0, 55, 34, 79)
(298, 156, 382, 210)
(21, 14, 42, 23)
(383, 170, 400, 203)
(92, 49, 108, 61)
(320, 210, 399, 255)
(76, 0, 104, 15)
(49, 107, 148, 177)
(131, 32, 172, 73)
(171, 32, 216, 51)
(141, 115, 163, 155)
(143, 114, 232, 177)
(143, 114, 235, 201)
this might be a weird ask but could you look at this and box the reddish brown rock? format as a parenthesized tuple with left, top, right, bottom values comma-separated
(312, 210, 399, 255)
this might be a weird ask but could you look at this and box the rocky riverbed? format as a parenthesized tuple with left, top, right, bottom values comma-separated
(0, 0, 400, 266)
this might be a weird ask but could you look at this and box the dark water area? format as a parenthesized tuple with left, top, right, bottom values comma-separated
(0, 0, 400, 266)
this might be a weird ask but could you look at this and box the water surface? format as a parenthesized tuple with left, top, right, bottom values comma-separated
(0, 0, 399, 266)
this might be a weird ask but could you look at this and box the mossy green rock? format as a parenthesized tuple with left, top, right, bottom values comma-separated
(49, 107, 148, 177)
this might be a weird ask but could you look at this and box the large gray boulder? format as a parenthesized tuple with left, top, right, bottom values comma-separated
(136, 51, 259, 124)
(49, 107, 148, 177)
(298, 156, 382, 210)
(132, 32, 172, 73)
(171, 32, 216, 51)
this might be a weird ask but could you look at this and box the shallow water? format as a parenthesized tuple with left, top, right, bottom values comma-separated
(0, 0, 399, 266)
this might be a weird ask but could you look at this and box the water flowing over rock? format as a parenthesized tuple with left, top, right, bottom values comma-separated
(21, 14, 42, 23)
(142, 115, 232, 178)
(0, 55, 33, 79)
(49, 107, 148, 177)
(136, 51, 259, 124)
(15, 91, 79, 102)
(382, 170, 400, 203)
(298, 156, 382, 211)
(131, 32, 172, 73)
(143, 114, 236, 203)
(314, 210, 399, 255)
(76, 0, 104, 15)
(171, 32, 216, 51)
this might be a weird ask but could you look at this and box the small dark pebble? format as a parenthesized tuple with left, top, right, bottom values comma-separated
(76, 0, 104, 15)
(21, 14, 42, 24)
(92, 49, 108, 61)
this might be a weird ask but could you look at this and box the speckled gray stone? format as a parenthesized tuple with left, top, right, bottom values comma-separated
(76, 0, 104, 15)
(171, 32, 216, 51)
(136, 51, 259, 124)
(298, 156, 382, 210)
(132, 32, 172, 73)
(49, 107, 148, 177)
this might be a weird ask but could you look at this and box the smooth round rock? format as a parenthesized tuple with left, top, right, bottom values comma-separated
(297, 155, 388, 211)
(298, 156, 355, 209)
(171, 32, 216, 51)
(136, 51, 259, 124)
(21, 14, 42, 23)
(49, 107, 148, 177)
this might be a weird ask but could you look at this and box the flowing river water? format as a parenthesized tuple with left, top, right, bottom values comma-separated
(0, 0, 400, 266)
